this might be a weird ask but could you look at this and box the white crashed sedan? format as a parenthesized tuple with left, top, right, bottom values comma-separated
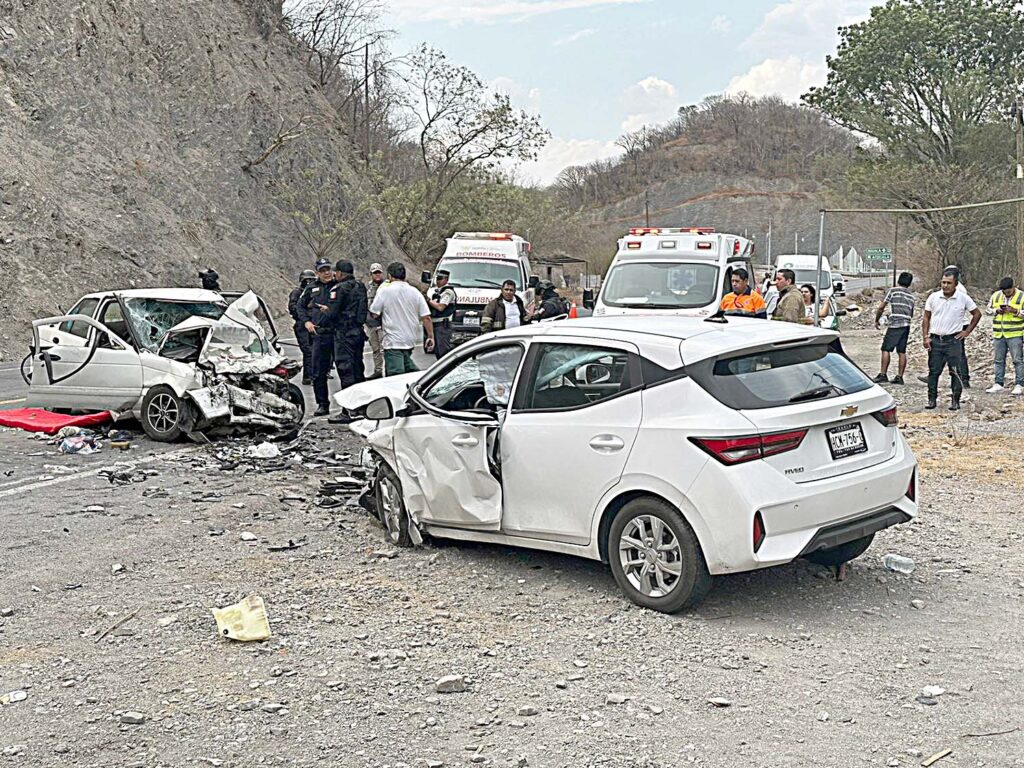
(336, 315, 918, 613)
(26, 289, 303, 441)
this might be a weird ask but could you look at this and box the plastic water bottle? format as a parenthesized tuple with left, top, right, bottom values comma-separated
(882, 554, 915, 574)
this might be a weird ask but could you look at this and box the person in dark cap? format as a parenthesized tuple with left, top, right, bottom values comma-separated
(198, 268, 221, 292)
(426, 268, 458, 358)
(324, 260, 368, 402)
(288, 269, 317, 385)
(297, 257, 339, 416)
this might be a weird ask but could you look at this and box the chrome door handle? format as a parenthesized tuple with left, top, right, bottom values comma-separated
(452, 434, 479, 448)
(589, 435, 624, 453)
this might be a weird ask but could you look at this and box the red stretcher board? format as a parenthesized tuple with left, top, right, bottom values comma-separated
(0, 408, 113, 435)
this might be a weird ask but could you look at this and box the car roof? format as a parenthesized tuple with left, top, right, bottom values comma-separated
(75, 289, 226, 302)
(494, 315, 836, 367)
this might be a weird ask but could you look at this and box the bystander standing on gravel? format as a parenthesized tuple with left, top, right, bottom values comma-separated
(922, 269, 981, 411)
(369, 261, 435, 376)
(984, 276, 1024, 396)
(873, 271, 915, 385)
(770, 269, 803, 323)
(364, 264, 386, 380)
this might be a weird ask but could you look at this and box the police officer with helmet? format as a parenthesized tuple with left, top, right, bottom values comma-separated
(532, 280, 568, 321)
(296, 258, 339, 416)
(426, 269, 458, 358)
(288, 269, 317, 384)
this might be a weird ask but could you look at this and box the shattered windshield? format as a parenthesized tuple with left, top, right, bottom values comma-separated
(124, 299, 225, 352)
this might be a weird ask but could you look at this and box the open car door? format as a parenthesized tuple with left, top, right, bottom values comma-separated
(389, 344, 525, 530)
(27, 314, 144, 412)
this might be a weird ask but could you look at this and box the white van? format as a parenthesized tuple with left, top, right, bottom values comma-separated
(590, 227, 755, 317)
(422, 232, 538, 344)
(774, 254, 834, 299)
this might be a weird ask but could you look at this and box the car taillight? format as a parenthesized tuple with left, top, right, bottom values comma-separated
(873, 404, 898, 427)
(690, 429, 807, 465)
(753, 511, 765, 553)
(271, 366, 290, 378)
(906, 467, 917, 502)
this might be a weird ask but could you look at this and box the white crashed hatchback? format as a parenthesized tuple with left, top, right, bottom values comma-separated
(336, 315, 918, 613)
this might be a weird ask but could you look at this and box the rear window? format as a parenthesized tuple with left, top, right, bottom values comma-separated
(691, 344, 872, 409)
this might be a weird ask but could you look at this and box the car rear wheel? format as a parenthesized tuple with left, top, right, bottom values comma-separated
(608, 498, 712, 613)
(141, 385, 184, 442)
(803, 533, 875, 567)
(373, 462, 412, 547)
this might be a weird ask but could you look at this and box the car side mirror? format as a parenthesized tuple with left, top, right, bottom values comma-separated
(582, 289, 595, 310)
(421, 271, 432, 285)
(528, 275, 540, 289)
(576, 363, 612, 385)
(364, 396, 395, 421)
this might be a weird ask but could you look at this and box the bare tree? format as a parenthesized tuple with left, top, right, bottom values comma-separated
(287, 0, 391, 89)
(242, 114, 315, 173)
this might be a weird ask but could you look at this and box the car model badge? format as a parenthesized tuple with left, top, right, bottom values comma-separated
(841, 405, 858, 417)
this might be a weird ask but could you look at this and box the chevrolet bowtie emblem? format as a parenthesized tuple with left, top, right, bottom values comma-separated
(841, 405, 858, 417)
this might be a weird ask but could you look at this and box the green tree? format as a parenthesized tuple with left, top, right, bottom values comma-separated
(804, 0, 1024, 279)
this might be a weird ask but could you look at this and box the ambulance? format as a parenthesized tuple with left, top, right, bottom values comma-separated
(589, 227, 755, 317)
(421, 232, 538, 344)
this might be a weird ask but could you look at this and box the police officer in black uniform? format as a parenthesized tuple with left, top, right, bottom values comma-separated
(198, 268, 221, 291)
(426, 269, 458, 359)
(532, 280, 567, 321)
(288, 269, 317, 384)
(326, 260, 369, 389)
(297, 258, 339, 417)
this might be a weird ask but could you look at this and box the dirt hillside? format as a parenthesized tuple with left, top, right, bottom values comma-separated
(0, 0, 401, 360)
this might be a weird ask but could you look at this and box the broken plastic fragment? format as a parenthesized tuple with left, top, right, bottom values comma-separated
(211, 595, 271, 642)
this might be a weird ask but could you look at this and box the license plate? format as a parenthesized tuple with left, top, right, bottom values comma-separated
(826, 422, 867, 460)
(463, 316, 480, 327)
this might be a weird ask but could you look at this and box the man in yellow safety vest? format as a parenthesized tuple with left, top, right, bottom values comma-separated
(985, 276, 1024, 396)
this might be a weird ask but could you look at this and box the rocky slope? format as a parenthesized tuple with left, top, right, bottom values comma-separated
(0, 0, 401, 359)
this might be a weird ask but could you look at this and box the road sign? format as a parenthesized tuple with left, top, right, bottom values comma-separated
(866, 247, 892, 262)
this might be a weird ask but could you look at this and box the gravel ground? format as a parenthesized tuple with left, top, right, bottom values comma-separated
(2, 334, 1024, 768)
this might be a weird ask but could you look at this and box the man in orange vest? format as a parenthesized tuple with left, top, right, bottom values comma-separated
(720, 268, 768, 318)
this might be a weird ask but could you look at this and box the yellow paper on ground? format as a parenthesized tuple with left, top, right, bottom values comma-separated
(212, 594, 271, 641)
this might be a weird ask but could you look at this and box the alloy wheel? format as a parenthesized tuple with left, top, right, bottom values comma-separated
(378, 472, 402, 544)
(147, 392, 180, 434)
(617, 514, 683, 597)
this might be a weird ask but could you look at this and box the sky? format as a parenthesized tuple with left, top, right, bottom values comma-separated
(384, 0, 878, 184)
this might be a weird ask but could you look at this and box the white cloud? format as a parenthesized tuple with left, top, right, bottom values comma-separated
(554, 27, 596, 45)
(621, 76, 679, 133)
(725, 56, 827, 101)
(518, 136, 622, 185)
(710, 15, 732, 34)
(388, 0, 647, 24)
(492, 77, 542, 112)
(743, 0, 873, 58)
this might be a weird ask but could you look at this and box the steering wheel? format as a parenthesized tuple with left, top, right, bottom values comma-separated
(473, 395, 493, 410)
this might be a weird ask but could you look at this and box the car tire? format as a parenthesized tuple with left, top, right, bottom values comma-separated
(373, 462, 413, 547)
(281, 382, 306, 425)
(803, 533, 875, 567)
(140, 385, 184, 442)
(608, 498, 712, 613)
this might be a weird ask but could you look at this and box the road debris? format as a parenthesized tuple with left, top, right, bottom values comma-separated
(58, 434, 101, 454)
(119, 711, 146, 725)
(211, 595, 271, 641)
(882, 554, 916, 574)
(95, 607, 141, 643)
(920, 748, 952, 767)
(707, 697, 733, 708)
(267, 537, 306, 552)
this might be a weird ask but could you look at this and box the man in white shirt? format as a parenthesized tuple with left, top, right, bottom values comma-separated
(922, 269, 981, 410)
(369, 262, 435, 376)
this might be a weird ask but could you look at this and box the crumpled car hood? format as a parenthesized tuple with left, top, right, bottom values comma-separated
(333, 372, 421, 412)
(162, 291, 284, 374)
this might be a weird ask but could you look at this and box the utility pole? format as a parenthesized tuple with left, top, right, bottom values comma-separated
(364, 43, 372, 167)
(644, 190, 650, 227)
(1015, 100, 1024, 277)
(767, 218, 772, 267)
(892, 215, 899, 287)
(794, 232, 798, 253)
